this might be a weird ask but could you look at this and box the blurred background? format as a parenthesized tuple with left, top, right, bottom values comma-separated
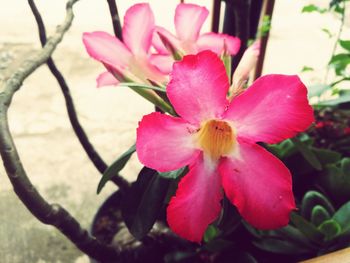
(0, 0, 349, 262)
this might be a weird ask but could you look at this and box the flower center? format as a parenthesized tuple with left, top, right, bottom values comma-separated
(196, 119, 236, 161)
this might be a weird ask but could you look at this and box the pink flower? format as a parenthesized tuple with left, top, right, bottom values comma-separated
(151, 3, 241, 74)
(136, 51, 314, 242)
(231, 40, 261, 95)
(82, 3, 166, 87)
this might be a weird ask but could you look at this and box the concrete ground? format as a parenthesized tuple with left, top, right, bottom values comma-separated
(0, 0, 349, 262)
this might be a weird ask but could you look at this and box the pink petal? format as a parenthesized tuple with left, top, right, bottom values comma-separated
(153, 26, 181, 54)
(175, 4, 209, 42)
(96, 71, 119, 87)
(136, 112, 200, 172)
(224, 75, 314, 144)
(167, 50, 229, 125)
(167, 154, 223, 242)
(197, 32, 241, 55)
(218, 141, 295, 229)
(150, 54, 174, 74)
(82, 31, 131, 69)
(122, 3, 155, 55)
(231, 41, 260, 92)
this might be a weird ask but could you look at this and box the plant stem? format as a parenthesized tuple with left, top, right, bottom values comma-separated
(324, 2, 346, 85)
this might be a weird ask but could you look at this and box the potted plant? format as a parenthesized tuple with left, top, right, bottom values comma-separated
(1, 0, 349, 262)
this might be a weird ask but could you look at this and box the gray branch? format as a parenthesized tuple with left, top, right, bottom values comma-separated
(0, 0, 119, 260)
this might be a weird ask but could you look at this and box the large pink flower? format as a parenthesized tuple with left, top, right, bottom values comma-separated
(83, 3, 166, 87)
(151, 3, 241, 74)
(136, 51, 314, 242)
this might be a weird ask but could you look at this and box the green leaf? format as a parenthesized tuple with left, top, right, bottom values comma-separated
(291, 137, 322, 170)
(121, 167, 170, 240)
(312, 147, 342, 166)
(204, 225, 219, 243)
(277, 225, 315, 249)
(301, 4, 327, 13)
(252, 237, 311, 255)
(341, 158, 350, 174)
(290, 212, 325, 244)
(267, 139, 296, 159)
(321, 28, 333, 38)
(118, 82, 166, 93)
(258, 15, 271, 38)
(339, 40, 350, 52)
(301, 66, 314, 72)
(97, 144, 136, 194)
(320, 161, 350, 203)
(316, 93, 350, 106)
(329, 53, 350, 76)
(308, 84, 331, 98)
(204, 239, 235, 253)
(301, 191, 335, 220)
(318, 219, 342, 241)
(311, 205, 331, 227)
(333, 200, 350, 233)
(158, 166, 188, 179)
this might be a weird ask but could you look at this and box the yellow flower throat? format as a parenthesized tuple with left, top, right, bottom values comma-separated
(197, 120, 236, 161)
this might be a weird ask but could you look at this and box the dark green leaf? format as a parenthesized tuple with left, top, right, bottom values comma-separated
(277, 225, 316, 249)
(341, 158, 350, 174)
(290, 212, 325, 244)
(204, 239, 234, 253)
(318, 219, 342, 241)
(291, 137, 322, 170)
(319, 159, 350, 203)
(97, 144, 136, 194)
(252, 237, 311, 255)
(311, 205, 331, 227)
(204, 225, 219, 243)
(333, 200, 350, 233)
(121, 167, 170, 240)
(267, 139, 296, 159)
(312, 147, 342, 165)
(158, 166, 188, 179)
(301, 191, 335, 220)
(339, 40, 350, 52)
(236, 252, 258, 263)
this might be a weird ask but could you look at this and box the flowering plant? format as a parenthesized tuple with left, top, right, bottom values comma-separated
(1, 0, 350, 262)
(81, 2, 350, 262)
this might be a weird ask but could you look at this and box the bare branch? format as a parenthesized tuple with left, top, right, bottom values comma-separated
(106, 0, 122, 39)
(28, 0, 130, 190)
(0, 0, 120, 260)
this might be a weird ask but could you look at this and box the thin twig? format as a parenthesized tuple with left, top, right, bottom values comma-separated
(106, 0, 122, 39)
(0, 0, 119, 260)
(324, 2, 346, 85)
(28, 0, 130, 191)
(254, 0, 275, 80)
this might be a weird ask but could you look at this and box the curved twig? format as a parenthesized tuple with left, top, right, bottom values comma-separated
(0, 0, 119, 260)
(27, 0, 130, 190)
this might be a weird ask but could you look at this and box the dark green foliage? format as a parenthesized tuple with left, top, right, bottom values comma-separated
(121, 167, 170, 240)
